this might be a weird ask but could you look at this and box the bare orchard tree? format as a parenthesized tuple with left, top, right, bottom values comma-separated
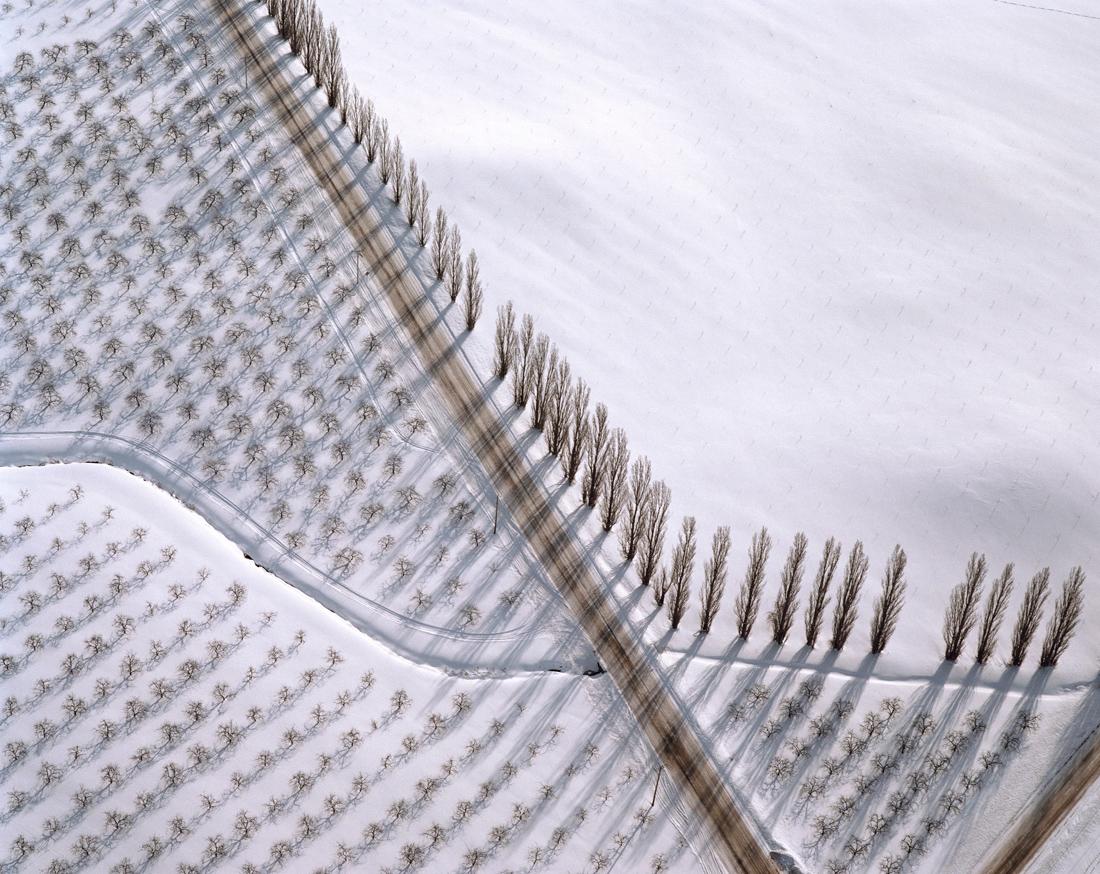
(598, 430, 629, 532)
(636, 481, 671, 587)
(618, 457, 651, 562)
(666, 517, 697, 629)
(562, 379, 590, 484)
(511, 315, 536, 408)
(975, 564, 1014, 665)
(869, 545, 907, 654)
(1009, 568, 1050, 667)
(804, 537, 841, 648)
(581, 403, 610, 508)
(698, 526, 731, 634)
(446, 226, 464, 303)
(463, 250, 483, 330)
(1038, 566, 1085, 668)
(942, 552, 987, 662)
(830, 541, 868, 651)
(431, 208, 449, 280)
(733, 527, 772, 640)
(769, 532, 807, 646)
(492, 302, 516, 379)
(545, 359, 573, 456)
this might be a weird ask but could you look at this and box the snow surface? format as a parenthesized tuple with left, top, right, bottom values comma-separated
(0, 0, 591, 673)
(2, 0, 1098, 870)
(0, 463, 700, 873)
(319, 0, 1100, 672)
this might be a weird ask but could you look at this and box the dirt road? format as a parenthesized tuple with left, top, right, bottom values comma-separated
(205, 1, 779, 870)
(979, 717, 1100, 873)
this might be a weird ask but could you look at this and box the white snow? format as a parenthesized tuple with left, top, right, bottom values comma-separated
(319, 0, 1100, 671)
(0, 463, 700, 872)
(309, 0, 1100, 868)
(0, 0, 590, 673)
(3, 0, 1098, 869)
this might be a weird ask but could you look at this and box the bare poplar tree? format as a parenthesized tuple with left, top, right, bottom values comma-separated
(581, 403, 610, 508)
(415, 182, 431, 246)
(376, 118, 392, 183)
(463, 250, 483, 330)
(528, 338, 554, 429)
(1009, 568, 1050, 667)
(445, 226, 463, 303)
(511, 315, 535, 407)
(769, 532, 807, 645)
(598, 429, 629, 532)
(942, 553, 987, 661)
(830, 541, 868, 651)
(733, 527, 772, 640)
(430, 208, 449, 280)
(666, 517, 697, 629)
(698, 526, 731, 633)
(636, 481, 671, 587)
(362, 98, 379, 161)
(975, 564, 1014, 665)
(869, 545, 907, 654)
(804, 537, 841, 648)
(652, 566, 670, 609)
(1038, 567, 1085, 668)
(545, 359, 573, 456)
(389, 138, 406, 204)
(562, 379, 589, 484)
(492, 302, 516, 379)
(321, 24, 343, 108)
(618, 457, 651, 562)
(405, 160, 421, 225)
(350, 89, 367, 145)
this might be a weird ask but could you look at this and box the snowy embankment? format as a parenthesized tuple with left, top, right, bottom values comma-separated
(0, 463, 700, 873)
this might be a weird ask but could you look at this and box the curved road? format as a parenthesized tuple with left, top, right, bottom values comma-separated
(207, 1, 779, 870)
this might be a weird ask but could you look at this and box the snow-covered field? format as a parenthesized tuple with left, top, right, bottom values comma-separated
(319, 0, 1100, 666)
(0, 0, 590, 672)
(2, 0, 1097, 870)
(0, 463, 696, 873)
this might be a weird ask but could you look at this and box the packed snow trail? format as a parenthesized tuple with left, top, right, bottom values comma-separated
(206, 0, 779, 869)
(979, 705, 1100, 873)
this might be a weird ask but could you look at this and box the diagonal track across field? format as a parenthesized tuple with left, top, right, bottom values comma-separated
(206, 1, 779, 870)
(978, 711, 1100, 873)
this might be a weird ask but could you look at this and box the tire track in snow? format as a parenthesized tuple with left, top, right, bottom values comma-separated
(206, 2, 782, 870)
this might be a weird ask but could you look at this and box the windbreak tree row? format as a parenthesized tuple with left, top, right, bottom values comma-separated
(489, 301, 1086, 665)
(264, 0, 482, 329)
(263, 0, 1087, 668)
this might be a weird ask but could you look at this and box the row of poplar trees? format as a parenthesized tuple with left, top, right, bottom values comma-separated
(491, 303, 1085, 666)
(265, 0, 484, 330)
(266, 0, 1084, 667)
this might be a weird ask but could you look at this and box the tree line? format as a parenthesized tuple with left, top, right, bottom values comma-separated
(490, 304, 1085, 665)
(263, 0, 1086, 668)
(264, 0, 483, 330)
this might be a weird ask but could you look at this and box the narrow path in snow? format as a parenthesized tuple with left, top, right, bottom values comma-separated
(205, 1, 780, 870)
(978, 708, 1100, 873)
